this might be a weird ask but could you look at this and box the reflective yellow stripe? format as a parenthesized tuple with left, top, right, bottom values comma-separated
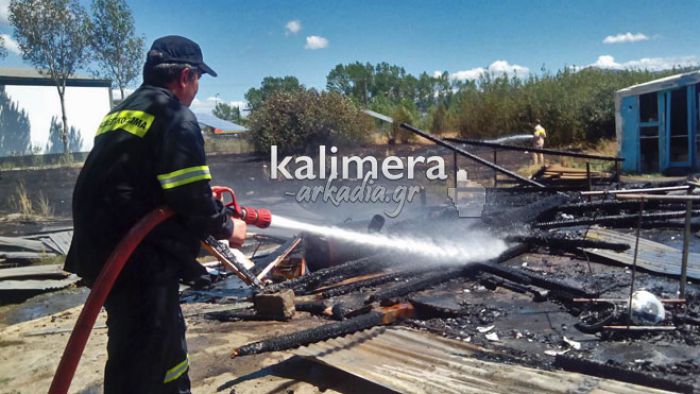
(157, 165, 211, 189)
(163, 355, 189, 384)
(96, 110, 155, 138)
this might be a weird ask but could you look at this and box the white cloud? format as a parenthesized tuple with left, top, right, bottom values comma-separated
(0, 0, 9, 24)
(305, 35, 328, 50)
(589, 55, 700, 71)
(603, 32, 650, 44)
(285, 20, 302, 36)
(450, 60, 530, 81)
(433, 70, 445, 78)
(1, 33, 20, 54)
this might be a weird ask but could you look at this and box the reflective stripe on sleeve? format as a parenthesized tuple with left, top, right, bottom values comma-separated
(163, 355, 189, 384)
(96, 110, 155, 138)
(157, 165, 212, 190)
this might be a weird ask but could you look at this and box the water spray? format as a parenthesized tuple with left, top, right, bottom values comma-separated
(270, 215, 507, 263)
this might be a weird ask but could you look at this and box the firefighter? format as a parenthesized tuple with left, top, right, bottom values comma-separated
(65, 35, 246, 393)
(532, 119, 546, 165)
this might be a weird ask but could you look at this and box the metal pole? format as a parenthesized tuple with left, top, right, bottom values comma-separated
(444, 136, 624, 162)
(680, 200, 692, 298)
(628, 199, 644, 325)
(400, 123, 544, 187)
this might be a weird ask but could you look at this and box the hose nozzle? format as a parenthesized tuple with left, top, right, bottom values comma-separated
(240, 206, 272, 228)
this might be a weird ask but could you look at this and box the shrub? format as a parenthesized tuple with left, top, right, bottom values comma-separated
(249, 89, 372, 155)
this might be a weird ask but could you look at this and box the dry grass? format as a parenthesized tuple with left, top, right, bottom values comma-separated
(36, 191, 53, 218)
(204, 136, 255, 154)
(10, 182, 33, 219)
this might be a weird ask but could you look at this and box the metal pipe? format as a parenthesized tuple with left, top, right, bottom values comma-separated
(399, 123, 544, 187)
(680, 200, 693, 298)
(628, 200, 644, 326)
(444, 137, 625, 162)
(581, 185, 690, 196)
(616, 193, 700, 201)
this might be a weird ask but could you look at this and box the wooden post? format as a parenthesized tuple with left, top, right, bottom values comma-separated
(493, 149, 498, 187)
(586, 162, 592, 191)
(586, 162, 592, 202)
(453, 150, 458, 189)
(615, 160, 621, 182)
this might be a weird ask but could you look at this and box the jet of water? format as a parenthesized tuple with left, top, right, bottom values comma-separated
(485, 134, 533, 144)
(271, 215, 507, 264)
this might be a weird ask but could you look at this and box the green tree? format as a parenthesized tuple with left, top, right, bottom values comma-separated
(0, 36, 7, 59)
(0, 86, 31, 156)
(249, 89, 371, 155)
(46, 116, 83, 153)
(10, 0, 91, 155)
(89, 0, 144, 100)
(213, 102, 244, 125)
(245, 76, 303, 112)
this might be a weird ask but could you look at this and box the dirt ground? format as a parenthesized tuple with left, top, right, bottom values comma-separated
(0, 301, 393, 394)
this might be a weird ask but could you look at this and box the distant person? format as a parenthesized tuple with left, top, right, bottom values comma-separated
(532, 119, 546, 165)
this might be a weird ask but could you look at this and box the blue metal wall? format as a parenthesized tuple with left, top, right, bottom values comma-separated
(620, 95, 639, 172)
(619, 83, 698, 173)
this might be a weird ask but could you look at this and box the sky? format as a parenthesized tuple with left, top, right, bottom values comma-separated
(0, 0, 699, 115)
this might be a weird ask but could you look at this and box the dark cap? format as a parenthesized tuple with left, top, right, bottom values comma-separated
(147, 35, 217, 77)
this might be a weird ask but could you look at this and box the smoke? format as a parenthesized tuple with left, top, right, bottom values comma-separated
(271, 215, 507, 264)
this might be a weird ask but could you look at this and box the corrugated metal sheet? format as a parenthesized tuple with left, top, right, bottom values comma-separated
(35, 231, 73, 255)
(585, 227, 700, 279)
(616, 70, 700, 98)
(0, 276, 79, 291)
(296, 327, 671, 394)
(0, 264, 67, 280)
(194, 112, 247, 132)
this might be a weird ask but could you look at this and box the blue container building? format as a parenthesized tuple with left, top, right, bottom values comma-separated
(616, 71, 700, 173)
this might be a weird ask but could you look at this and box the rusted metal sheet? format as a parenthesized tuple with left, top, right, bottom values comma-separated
(584, 227, 700, 279)
(296, 327, 670, 394)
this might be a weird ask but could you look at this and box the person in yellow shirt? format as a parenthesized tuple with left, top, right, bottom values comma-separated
(532, 119, 546, 165)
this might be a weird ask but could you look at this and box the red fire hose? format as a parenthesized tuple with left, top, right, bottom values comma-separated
(48, 207, 174, 394)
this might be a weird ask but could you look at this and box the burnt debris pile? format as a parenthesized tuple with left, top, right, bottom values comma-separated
(192, 177, 700, 392)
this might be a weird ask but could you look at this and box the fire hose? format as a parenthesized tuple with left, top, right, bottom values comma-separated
(48, 186, 271, 394)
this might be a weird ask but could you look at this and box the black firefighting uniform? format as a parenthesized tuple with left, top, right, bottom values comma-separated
(65, 84, 232, 394)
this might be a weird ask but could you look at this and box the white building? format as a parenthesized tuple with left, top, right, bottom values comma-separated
(0, 67, 112, 156)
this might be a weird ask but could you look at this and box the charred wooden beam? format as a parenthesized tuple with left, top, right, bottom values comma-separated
(231, 303, 414, 358)
(366, 267, 467, 304)
(261, 253, 388, 294)
(553, 355, 694, 394)
(321, 270, 420, 299)
(484, 194, 570, 229)
(294, 301, 328, 315)
(506, 235, 630, 252)
(558, 200, 685, 215)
